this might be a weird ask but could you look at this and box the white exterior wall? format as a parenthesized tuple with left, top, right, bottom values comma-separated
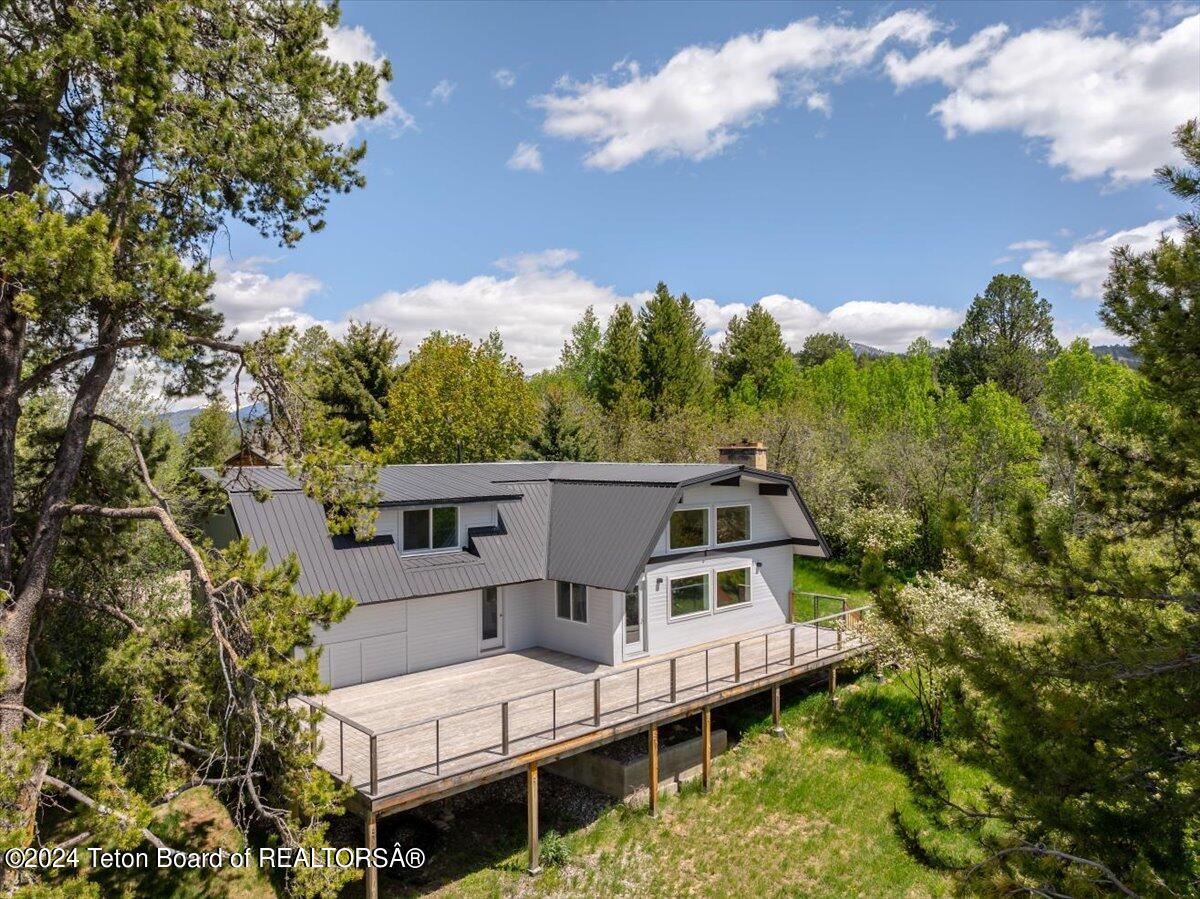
(311, 600, 409, 688)
(639, 543, 793, 655)
(650, 482, 789, 554)
(533, 583, 619, 665)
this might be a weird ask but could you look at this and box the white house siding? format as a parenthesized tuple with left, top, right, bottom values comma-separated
(406, 591, 480, 673)
(311, 600, 409, 688)
(499, 580, 544, 652)
(640, 543, 793, 656)
(534, 583, 619, 665)
(651, 481, 790, 555)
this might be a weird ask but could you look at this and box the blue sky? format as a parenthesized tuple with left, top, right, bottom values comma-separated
(211, 1, 1199, 371)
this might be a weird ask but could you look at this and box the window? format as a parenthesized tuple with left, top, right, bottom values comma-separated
(715, 566, 751, 609)
(402, 506, 458, 552)
(556, 582, 588, 622)
(716, 504, 750, 545)
(669, 573, 709, 618)
(669, 507, 708, 550)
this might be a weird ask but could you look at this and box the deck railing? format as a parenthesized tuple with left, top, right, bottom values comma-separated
(294, 599, 870, 797)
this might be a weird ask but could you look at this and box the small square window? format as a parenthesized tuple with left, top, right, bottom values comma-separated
(716, 567, 751, 608)
(556, 582, 588, 622)
(403, 508, 430, 551)
(670, 573, 709, 618)
(716, 505, 750, 544)
(669, 508, 708, 550)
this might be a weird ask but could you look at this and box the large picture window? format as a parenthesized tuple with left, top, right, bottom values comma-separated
(669, 573, 710, 618)
(715, 504, 750, 545)
(669, 507, 708, 550)
(402, 506, 458, 552)
(715, 566, 751, 609)
(556, 582, 588, 622)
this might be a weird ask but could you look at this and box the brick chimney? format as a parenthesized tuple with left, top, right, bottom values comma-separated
(717, 439, 767, 470)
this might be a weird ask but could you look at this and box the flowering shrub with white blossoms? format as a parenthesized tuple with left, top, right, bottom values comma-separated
(862, 570, 1009, 740)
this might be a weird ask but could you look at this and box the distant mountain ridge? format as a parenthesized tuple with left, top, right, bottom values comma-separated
(161, 402, 266, 436)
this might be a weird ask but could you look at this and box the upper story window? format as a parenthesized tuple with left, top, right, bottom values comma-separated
(402, 506, 458, 552)
(668, 507, 709, 550)
(716, 504, 750, 545)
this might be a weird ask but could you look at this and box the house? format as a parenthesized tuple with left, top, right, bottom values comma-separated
(201, 448, 830, 689)
(201, 445, 860, 895)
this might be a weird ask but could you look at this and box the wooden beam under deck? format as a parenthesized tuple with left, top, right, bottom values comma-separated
(353, 644, 862, 819)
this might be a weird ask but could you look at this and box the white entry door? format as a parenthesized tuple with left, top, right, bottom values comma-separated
(480, 586, 504, 651)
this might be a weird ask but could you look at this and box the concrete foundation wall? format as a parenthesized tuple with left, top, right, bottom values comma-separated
(547, 729, 728, 799)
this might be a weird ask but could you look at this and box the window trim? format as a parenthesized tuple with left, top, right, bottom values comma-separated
(713, 563, 752, 612)
(400, 504, 460, 554)
(666, 571, 712, 621)
(666, 504, 711, 553)
(555, 581, 589, 624)
(714, 503, 752, 547)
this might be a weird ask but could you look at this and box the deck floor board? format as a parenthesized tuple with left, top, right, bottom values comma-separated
(302, 624, 856, 798)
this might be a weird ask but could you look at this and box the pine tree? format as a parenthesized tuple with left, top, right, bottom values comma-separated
(182, 398, 237, 469)
(893, 122, 1200, 897)
(940, 274, 1061, 403)
(525, 387, 597, 461)
(595, 303, 646, 415)
(314, 320, 400, 450)
(715, 303, 795, 403)
(638, 282, 713, 418)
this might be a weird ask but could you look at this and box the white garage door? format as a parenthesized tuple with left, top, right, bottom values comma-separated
(313, 601, 409, 688)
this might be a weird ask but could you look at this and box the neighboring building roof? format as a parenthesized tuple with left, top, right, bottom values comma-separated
(202, 461, 828, 603)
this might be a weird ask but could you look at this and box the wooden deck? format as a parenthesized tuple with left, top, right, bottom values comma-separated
(300, 620, 864, 803)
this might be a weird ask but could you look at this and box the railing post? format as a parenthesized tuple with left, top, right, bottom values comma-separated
(593, 679, 601, 726)
(734, 641, 741, 683)
(764, 633, 769, 671)
(789, 627, 796, 666)
(705, 649, 710, 692)
(838, 597, 847, 650)
(502, 701, 510, 755)
(813, 594, 818, 623)
(552, 689, 557, 738)
(636, 667, 641, 712)
(369, 734, 378, 795)
(669, 658, 677, 703)
(435, 719, 441, 775)
(787, 589, 794, 624)
(339, 720, 345, 777)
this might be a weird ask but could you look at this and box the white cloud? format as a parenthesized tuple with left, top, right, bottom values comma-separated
(210, 259, 331, 340)
(1008, 239, 1051, 251)
(886, 14, 1200, 184)
(493, 68, 517, 89)
(698, 293, 960, 352)
(534, 11, 940, 170)
(351, 256, 634, 371)
(1015, 218, 1181, 297)
(321, 23, 415, 142)
(428, 79, 456, 105)
(507, 141, 544, 172)
(494, 248, 580, 273)
(805, 92, 832, 116)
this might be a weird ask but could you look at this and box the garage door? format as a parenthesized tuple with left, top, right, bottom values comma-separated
(313, 601, 409, 688)
(323, 632, 407, 688)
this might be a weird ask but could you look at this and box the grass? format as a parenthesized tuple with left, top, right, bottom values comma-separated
(792, 557, 872, 623)
(384, 677, 985, 898)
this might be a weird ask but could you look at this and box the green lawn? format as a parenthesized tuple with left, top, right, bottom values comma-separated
(391, 677, 983, 898)
(792, 557, 872, 623)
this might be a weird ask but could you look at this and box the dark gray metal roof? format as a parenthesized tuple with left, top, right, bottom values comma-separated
(209, 461, 827, 603)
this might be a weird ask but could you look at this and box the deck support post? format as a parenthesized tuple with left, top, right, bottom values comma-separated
(502, 701, 510, 755)
(701, 707, 712, 792)
(771, 684, 784, 737)
(364, 812, 378, 899)
(648, 725, 659, 818)
(828, 665, 838, 698)
(527, 762, 542, 875)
